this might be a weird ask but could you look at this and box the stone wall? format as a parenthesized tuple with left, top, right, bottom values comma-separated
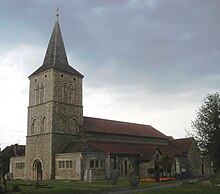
(82, 152, 109, 180)
(187, 140, 202, 177)
(55, 153, 82, 180)
(26, 66, 84, 180)
(25, 134, 52, 180)
(201, 157, 214, 177)
(10, 156, 25, 179)
(138, 151, 160, 178)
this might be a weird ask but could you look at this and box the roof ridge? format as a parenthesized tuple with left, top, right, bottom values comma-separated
(84, 116, 168, 139)
(170, 137, 193, 141)
(84, 116, 152, 127)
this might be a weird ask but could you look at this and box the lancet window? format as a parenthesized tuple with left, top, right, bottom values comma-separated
(35, 83, 45, 105)
(31, 119, 37, 134)
(61, 82, 75, 104)
(41, 116, 46, 133)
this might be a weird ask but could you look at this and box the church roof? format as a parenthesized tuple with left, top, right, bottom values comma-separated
(88, 141, 183, 161)
(169, 137, 194, 154)
(2, 144, 25, 157)
(83, 117, 168, 139)
(30, 20, 83, 77)
(61, 141, 103, 153)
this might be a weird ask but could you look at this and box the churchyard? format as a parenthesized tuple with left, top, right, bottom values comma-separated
(1, 178, 220, 194)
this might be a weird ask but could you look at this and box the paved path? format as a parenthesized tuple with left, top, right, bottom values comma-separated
(105, 181, 183, 194)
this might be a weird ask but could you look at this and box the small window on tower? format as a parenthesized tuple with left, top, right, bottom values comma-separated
(73, 77, 76, 81)
(45, 74, 47, 78)
(61, 74, 64, 77)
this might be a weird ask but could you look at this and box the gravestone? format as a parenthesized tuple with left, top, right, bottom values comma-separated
(108, 169, 120, 186)
(200, 180, 211, 186)
(129, 172, 139, 188)
(84, 169, 92, 183)
(4, 173, 13, 181)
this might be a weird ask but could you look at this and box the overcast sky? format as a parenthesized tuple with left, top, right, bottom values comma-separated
(0, 0, 220, 150)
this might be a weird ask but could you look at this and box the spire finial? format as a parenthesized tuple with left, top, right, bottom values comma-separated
(56, 6, 59, 21)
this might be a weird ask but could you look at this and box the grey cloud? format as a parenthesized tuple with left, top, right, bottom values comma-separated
(1, 0, 220, 148)
(1, 0, 219, 93)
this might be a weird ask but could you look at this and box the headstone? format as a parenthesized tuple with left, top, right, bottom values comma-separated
(200, 180, 211, 186)
(4, 173, 13, 181)
(188, 179, 198, 184)
(84, 169, 92, 183)
(108, 169, 120, 186)
(84, 169, 88, 182)
(3, 178, 7, 192)
(88, 169, 92, 183)
(129, 172, 139, 188)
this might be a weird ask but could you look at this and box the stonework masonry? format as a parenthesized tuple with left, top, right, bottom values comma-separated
(10, 156, 25, 179)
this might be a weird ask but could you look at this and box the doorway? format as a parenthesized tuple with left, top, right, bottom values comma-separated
(33, 160, 43, 180)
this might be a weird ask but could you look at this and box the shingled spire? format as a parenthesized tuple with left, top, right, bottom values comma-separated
(30, 17, 83, 77)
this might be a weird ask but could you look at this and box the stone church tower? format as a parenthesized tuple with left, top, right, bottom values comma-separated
(25, 17, 84, 180)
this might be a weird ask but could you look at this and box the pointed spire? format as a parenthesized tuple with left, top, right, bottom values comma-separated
(56, 7, 59, 21)
(30, 14, 83, 78)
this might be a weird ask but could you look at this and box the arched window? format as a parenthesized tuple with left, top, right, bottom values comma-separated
(120, 158, 130, 176)
(39, 83, 45, 103)
(124, 158, 128, 175)
(120, 163, 123, 175)
(31, 119, 37, 134)
(71, 117, 79, 133)
(35, 85, 40, 105)
(41, 116, 46, 133)
(69, 84, 74, 104)
(62, 83, 68, 102)
(58, 115, 65, 132)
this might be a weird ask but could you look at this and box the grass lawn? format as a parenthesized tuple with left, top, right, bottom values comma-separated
(136, 182, 220, 194)
(137, 177, 220, 194)
(4, 179, 220, 194)
(7, 180, 106, 194)
(3, 179, 167, 194)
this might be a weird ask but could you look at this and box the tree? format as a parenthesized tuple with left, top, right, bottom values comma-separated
(160, 155, 175, 177)
(192, 92, 220, 169)
(0, 150, 2, 187)
(147, 155, 162, 182)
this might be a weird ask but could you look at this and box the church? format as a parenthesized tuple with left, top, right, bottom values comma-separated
(9, 15, 204, 180)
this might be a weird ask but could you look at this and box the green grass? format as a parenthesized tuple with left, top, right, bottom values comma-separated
(135, 182, 220, 194)
(6, 179, 136, 194)
(5, 179, 220, 194)
(7, 180, 106, 194)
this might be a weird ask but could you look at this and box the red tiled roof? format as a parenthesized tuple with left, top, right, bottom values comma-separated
(84, 117, 167, 139)
(169, 137, 193, 154)
(157, 145, 182, 156)
(89, 141, 148, 155)
(88, 141, 182, 161)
